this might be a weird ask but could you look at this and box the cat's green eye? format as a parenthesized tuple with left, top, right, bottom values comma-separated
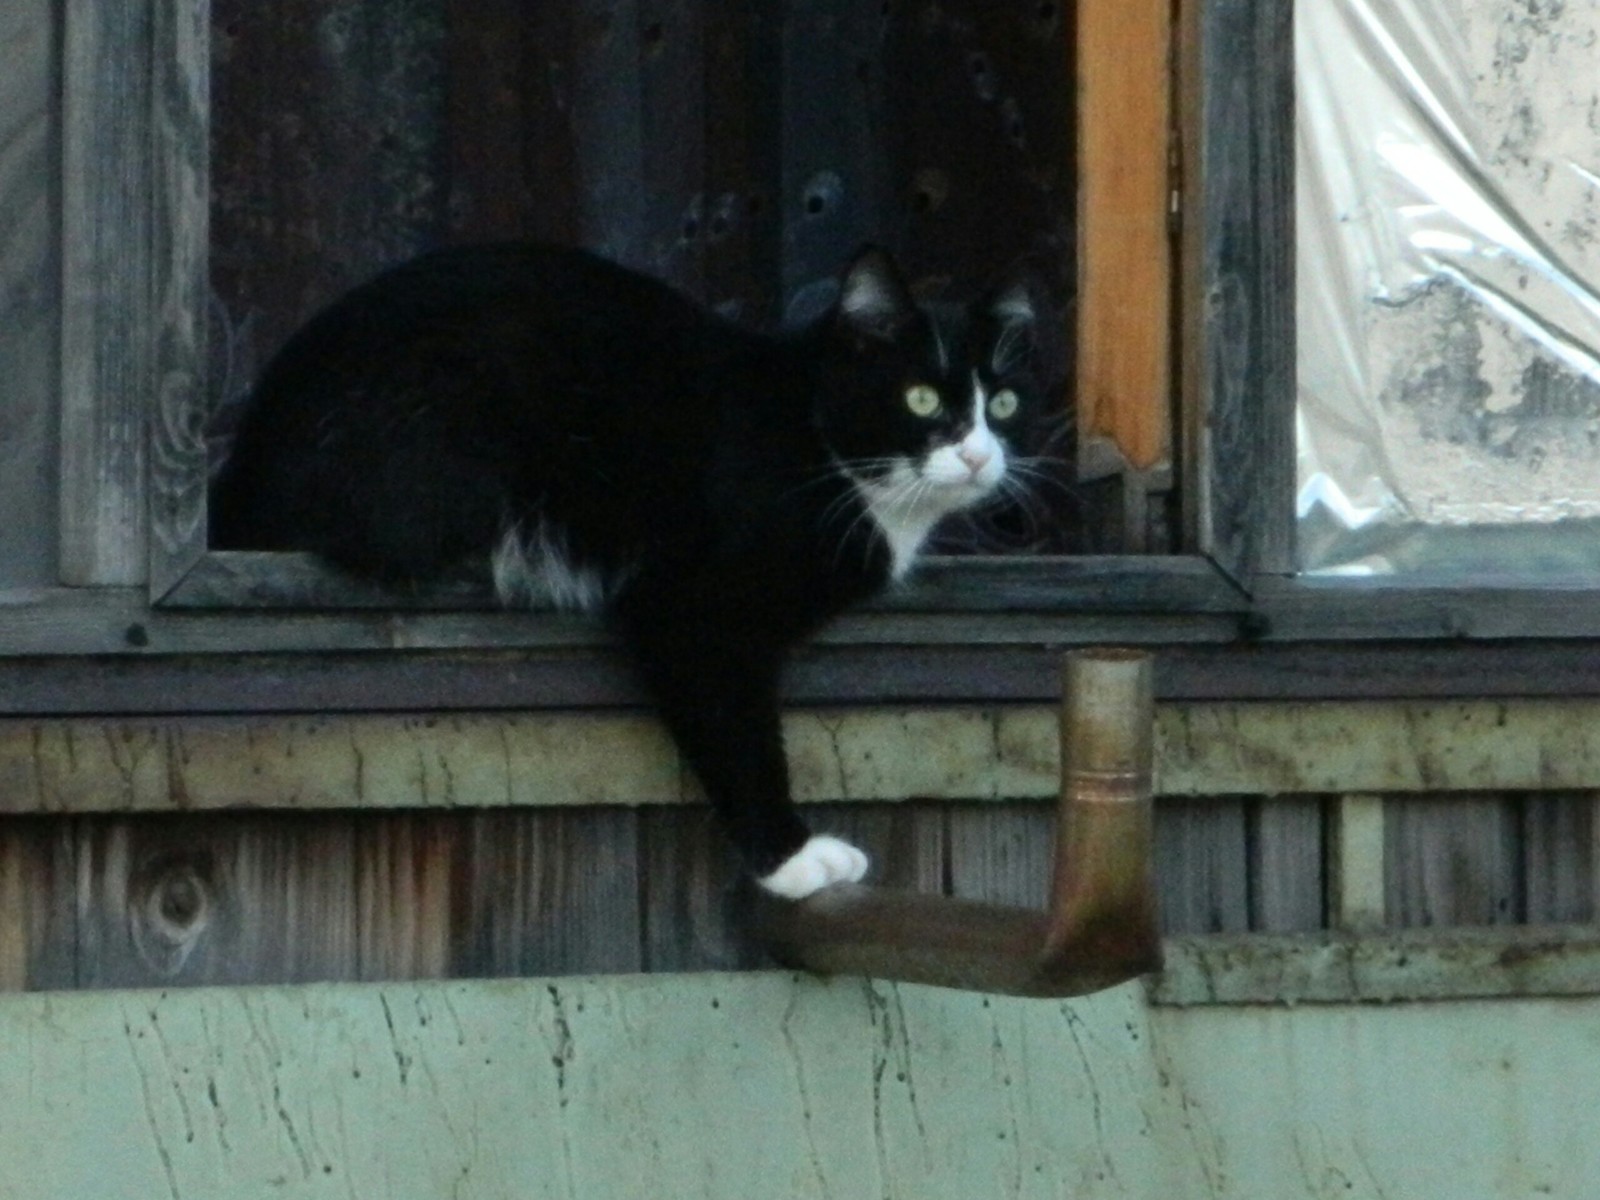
(904, 384, 942, 418)
(987, 388, 1020, 421)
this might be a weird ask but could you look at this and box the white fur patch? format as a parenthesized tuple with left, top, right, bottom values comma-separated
(757, 834, 870, 899)
(854, 461, 956, 579)
(492, 521, 615, 612)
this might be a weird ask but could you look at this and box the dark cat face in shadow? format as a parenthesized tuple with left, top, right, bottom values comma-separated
(813, 248, 1050, 569)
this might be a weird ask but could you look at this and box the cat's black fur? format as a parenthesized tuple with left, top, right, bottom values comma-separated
(211, 242, 1049, 895)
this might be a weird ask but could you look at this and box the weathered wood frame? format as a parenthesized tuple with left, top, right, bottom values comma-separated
(36, 0, 1600, 695)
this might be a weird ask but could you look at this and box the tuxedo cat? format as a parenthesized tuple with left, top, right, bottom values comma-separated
(211, 243, 1048, 899)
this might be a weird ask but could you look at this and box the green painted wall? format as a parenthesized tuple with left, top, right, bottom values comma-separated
(0, 974, 1594, 1198)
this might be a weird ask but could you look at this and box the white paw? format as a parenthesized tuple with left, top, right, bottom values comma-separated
(757, 835, 869, 900)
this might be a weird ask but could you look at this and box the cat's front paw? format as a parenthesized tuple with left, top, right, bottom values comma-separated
(757, 834, 869, 900)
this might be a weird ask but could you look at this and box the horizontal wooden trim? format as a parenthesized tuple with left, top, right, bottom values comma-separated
(159, 551, 1250, 614)
(7, 698, 1600, 815)
(1154, 924, 1600, 1005)
(13, 639, 1600, 716)
(18, 572, 1600, 663)
(1254, 576, 1600, 641)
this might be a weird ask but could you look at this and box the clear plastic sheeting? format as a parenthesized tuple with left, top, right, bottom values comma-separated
(1297, 0, 1600, 577)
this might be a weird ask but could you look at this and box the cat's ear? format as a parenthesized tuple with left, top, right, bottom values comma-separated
(836, 246, 917, 341)
(985, 269, 1042, 374)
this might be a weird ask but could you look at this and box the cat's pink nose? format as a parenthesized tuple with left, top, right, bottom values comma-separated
(957, 445, 992, 475)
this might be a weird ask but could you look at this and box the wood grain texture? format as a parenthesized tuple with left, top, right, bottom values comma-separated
(24, 632, 1600, 713)
(1386, 795, 1520, 927)
(147, 0, 211, 600)
(63, 809, 645, 990)
(777, 0, 886, 310)
(158, 550, 1250, 613)
(700, 0, 781, 323)
(947, 802, 1053, 907)
(0, 0, 60, 589)
(1181, 0, 1296, 575)
(638, 806, 764, 971)
(60, 0, 153, 585)
(449, 808, 643, 977)
(1077, 0, 1172, 470)
(1154, 798, 1250, 934)
(0, 816, 75, 990)
(76, 814, 359, 989)
(353, 812, 456, 981)
(1328, 794, 1386, 932)
(19, 700, 1600, 815)
(1249, 796, 1325, 932)
(1521, 792, 1595, 924)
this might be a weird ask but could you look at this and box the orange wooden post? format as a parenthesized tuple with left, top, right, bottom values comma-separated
(1076, 0, 1174, 474)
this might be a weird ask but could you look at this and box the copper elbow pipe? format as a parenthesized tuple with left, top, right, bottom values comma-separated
(756, 648, 1162, 997)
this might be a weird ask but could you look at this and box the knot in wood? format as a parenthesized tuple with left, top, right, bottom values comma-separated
(131, 853, 216, 977)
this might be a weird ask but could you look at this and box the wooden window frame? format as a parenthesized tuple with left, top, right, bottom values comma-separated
(34, 0, 1600, 712)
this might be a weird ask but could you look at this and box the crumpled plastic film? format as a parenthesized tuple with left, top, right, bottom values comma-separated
(1297, 0, 1600, 577)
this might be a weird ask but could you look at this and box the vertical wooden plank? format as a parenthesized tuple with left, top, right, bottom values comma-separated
(637, 0, 707, 295)
(148, 0, 212, 600)
(1250, 796, 1326, 932)
(1077, 0, 1172, 471)
(1386, 796, 1521, 927)
(881, 0, 1075, 296)
(0, 817, 76, 991)
(453, 808, 643, 977)
(0, 0, 60, 589)
(208, 0, 452, 407)
(443, 0, 534, 243)
(700, 0, 782, 323)
(639, 807, 761, 972)
(947, 802, 1053, 907)
(1522, 792, 1594, 924)
(568, 0, 647, 267)
(516, 3, 585, 247)
(1155, 798, 1251, 934)
(1327, 794, 1385, 931)
(1180, 0, 1296, 572)
(60, 0, 152, 585)
(778, 0, 887, 318)
(355, 812, 454, 981)
(77, 814, 358, 987)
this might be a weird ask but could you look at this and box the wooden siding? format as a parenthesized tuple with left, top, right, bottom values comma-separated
(59, 0, 152, 586)
(0, 0, 60, 589)
(2, 699, 1599, 993)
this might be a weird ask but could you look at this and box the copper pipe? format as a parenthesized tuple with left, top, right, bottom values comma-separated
(755, 648, 1162, 997)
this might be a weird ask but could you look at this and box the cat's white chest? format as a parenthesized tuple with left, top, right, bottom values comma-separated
(858, 480, 947, 580)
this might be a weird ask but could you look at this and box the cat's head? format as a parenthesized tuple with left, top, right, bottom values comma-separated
(813, 246, 1052, 529)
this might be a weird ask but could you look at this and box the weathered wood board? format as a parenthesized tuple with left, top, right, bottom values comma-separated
(0, 974, 1597, 1199)
(10, 700, 1600, 816)
(0, 0, 60, 590)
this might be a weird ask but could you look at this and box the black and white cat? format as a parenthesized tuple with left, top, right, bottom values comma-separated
(211, 243, 1048, 899)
